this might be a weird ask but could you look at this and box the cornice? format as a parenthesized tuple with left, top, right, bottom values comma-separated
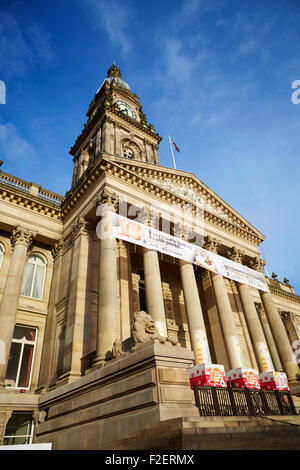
(61, 156, 264, 245)
(112, 157, 265, 240)
(269, 285, 300, 305)
(269, 285, 300, 304)
(0, 180, 62, 220)
(110, 158, 264, 244)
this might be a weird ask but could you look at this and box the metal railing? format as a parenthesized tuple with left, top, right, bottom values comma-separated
(193, 386, 297, 417)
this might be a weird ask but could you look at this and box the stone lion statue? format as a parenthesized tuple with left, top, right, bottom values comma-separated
(131, 310, 165, 345)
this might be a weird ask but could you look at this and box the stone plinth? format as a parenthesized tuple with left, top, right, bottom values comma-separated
(35, 343, 198, 450)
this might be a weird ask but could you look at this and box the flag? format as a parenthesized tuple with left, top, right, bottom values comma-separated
(171, 138, 180, 152)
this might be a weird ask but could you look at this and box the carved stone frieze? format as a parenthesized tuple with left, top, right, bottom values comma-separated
(149, 178, 230, 222)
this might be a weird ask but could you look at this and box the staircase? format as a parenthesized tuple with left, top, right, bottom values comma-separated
(104, 414, 300, 450)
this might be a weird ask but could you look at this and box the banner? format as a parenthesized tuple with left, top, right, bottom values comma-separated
(112, 214, 268, 292)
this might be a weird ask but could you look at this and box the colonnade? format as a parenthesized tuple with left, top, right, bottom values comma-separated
(94, 194, 299, 383)
(0, 195, 299, 389)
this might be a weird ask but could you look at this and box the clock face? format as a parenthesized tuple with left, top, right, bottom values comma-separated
(116, 101, 136, 119)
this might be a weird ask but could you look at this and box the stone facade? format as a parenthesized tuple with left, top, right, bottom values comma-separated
(0, 64, 300, 449)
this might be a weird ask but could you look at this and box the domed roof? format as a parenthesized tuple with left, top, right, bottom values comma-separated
(96, 62, 131, 93)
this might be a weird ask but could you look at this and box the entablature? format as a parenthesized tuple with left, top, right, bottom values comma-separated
(61, 155, 265, 249)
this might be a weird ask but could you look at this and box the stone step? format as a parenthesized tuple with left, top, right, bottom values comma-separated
(104, 414, 300, 450)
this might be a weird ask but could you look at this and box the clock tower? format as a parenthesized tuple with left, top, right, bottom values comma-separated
(70, 63, 162, 187)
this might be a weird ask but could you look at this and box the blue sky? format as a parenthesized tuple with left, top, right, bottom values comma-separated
(0, 0, 300, 292)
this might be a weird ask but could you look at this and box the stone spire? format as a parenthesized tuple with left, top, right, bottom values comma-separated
(107, 62, 122, 79)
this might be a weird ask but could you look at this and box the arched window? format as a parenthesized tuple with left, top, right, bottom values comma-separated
(21, 254, 46, 299)
(0, 243, 4, 270)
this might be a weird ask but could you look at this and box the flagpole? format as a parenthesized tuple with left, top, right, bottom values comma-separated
(168, 135, 177, 169)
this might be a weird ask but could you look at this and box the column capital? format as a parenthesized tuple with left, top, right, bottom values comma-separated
(72, 216, 92, 239)
(279, 310, 295, 323)
(203, 234, 221, 253)
(170, 222, 182, 238)
(248, 256, 266, 273)
(94, 189, 119, 212)
(117, 238, 127, 255)
(255, 302, 264, 317)
(182, 226, 194, 242)
(149, 211, 159, 229)
(136, 207, 149, 225)
(226, 246, 245, 264)
(51, 239, 64, 261)
(10, 225, 36, 251)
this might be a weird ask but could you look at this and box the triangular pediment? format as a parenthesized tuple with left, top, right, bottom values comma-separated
(103, 155, 265, 245)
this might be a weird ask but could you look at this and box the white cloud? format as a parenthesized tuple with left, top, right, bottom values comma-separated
(0, 11, 55, 79)
(26, 22, 56, 66)
(0, 12, 32, 78)
(79, 0, 132, 54)
(164, 39, 196, 83)
(0, 123, 39, 168)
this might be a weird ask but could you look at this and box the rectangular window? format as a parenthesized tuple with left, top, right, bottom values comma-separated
(6, 325, 37, 389)
(3, 413, 34, 445)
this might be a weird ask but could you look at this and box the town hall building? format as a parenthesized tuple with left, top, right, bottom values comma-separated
(0, 64, 300, 449)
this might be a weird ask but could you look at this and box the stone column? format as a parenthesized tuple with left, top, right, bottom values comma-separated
(179, 260, 211, 364)
(94, 190, 119, 366)
(226, 247, 274, 372)
(203, 236, 243, 369)
(143, 249, 168, 338)
(0, 226, 36, 387)
(71, 157, 79, 187)
(259, 289, 299, 381)
(256, 303, 282, 371)
(118, 239, 131, 340)
(38, 239, 64, 391)
(250, 256, 300, 382)
(102, 120, 111, 154)
(280, 311, 300, 346)
(62, 217, 91, 381)
(142, 212, 167, 338)
(115, 123, 121, 157)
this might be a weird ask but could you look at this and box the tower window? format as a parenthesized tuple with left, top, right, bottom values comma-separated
(5, 325, 38, 389)
(123, 147, 134, 159)
(21, 253, 46, 299)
